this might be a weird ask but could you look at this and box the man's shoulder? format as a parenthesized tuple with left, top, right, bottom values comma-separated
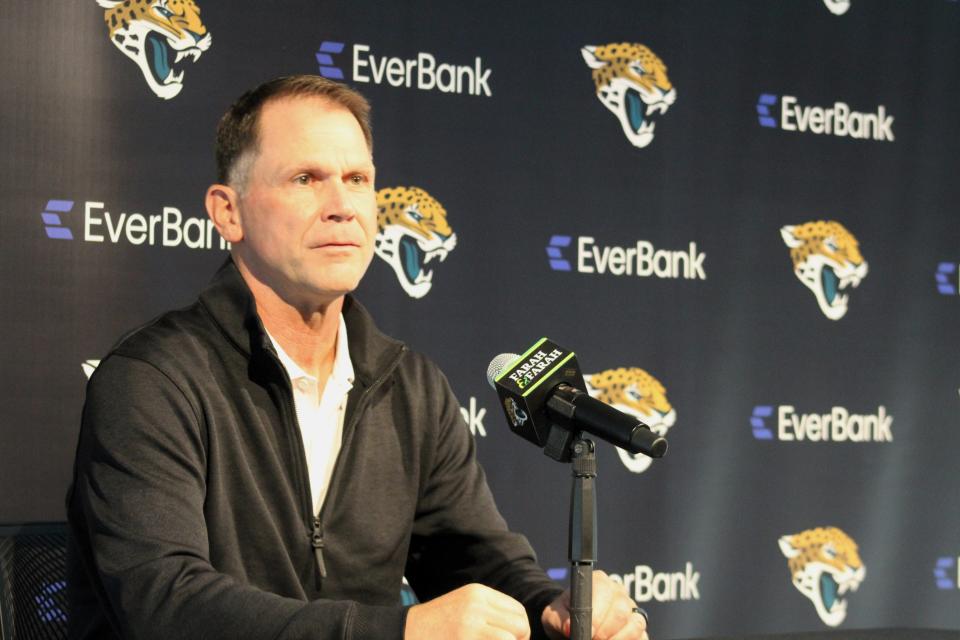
(394, 347, 447, 382)
(104, 299, 232, 374)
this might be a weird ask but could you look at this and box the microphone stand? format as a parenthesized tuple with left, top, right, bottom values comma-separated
(489, 350, 667, 638)
(568, 437, 597, 640)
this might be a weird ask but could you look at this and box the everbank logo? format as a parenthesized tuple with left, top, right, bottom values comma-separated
(751, 404, 893, 442)
(316, 40, 492, 97)
(757, 93, 894, 142)
(546, 235, 706, 280)
(607, 562, 701, 603)
(40, 199, 228, 251)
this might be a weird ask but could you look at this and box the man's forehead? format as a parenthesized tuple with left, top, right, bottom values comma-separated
(260, 96, 356, 131)
(257, 96, 370, 156)
(264, 94, 343, 115)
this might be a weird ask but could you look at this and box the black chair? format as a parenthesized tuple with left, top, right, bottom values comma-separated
(0, 523, 68, 640)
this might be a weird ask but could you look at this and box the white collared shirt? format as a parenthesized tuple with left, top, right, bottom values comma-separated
(267, 316, 354, 515)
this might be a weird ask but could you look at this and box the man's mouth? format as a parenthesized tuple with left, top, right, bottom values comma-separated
(315, 241, 359, 250)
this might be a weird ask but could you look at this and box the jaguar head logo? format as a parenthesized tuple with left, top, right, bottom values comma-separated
(585, 367, 675, 474)
(781, 220, 868, 320)
(780, 527, 866, 627)
(823, 0, 852, 15)
(504, 398, 528, 429)
(374, 186, 457, 299)
(581, 42, 676, 149)
(98, 0, 212, 100)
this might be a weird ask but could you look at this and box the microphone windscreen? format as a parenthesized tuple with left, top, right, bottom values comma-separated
(486, 353, 521, 389)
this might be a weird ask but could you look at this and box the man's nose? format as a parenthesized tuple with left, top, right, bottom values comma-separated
(320, 181, 356, 222)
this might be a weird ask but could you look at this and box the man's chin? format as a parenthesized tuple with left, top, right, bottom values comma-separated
(301, 279, 361, 303)
(236, 254, 373, 310)
(300, 270, 369, 302)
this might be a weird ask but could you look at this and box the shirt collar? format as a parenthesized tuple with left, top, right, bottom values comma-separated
(198, 259, 404, 386)
(266, 314, 355, 387)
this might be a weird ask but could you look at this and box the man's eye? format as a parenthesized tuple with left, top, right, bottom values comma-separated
(349, 174, 368, 185)
(293, 175, 310, 185)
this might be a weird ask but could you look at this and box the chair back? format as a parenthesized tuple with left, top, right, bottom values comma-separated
(0, 523, 68, 640)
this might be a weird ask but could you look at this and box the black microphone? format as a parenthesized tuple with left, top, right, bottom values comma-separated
(486, 339, 668, 462)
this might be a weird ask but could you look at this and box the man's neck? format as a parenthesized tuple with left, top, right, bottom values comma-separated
(236, 260, 343, 383)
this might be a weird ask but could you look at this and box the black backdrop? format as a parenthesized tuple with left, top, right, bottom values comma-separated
(1, 1, 958, 638)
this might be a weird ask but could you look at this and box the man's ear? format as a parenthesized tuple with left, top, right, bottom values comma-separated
(206, 183, 244, 244)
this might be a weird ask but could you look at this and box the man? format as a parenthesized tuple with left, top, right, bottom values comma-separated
(67, 75, 648, 640)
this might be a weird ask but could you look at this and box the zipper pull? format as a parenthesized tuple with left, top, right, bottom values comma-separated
(311, 516, 327, 579)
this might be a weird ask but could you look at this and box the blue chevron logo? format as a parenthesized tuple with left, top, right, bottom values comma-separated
(316, 41, 346, 80)
(546, 235, 573, 272)
(936, 262, 958, 296)
(751, 405, 774, 440)
(935, 557, 957, 590)
(756, 94, 778, 128)
(40, 199, 75, 240)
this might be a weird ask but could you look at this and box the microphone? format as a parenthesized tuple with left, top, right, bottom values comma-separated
(486, 338, 668, 462)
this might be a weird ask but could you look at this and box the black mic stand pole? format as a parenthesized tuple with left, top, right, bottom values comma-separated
(568, 437, 597, 640)
(541, 393, 599, 640)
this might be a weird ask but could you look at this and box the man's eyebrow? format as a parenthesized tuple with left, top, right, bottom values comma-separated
(347, 162, 376, 173)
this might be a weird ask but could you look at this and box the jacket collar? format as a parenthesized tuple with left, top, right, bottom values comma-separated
(198, 258, 404, 387)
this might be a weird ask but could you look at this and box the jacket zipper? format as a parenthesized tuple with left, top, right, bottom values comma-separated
(265, 350, 320, 578)
(297, 345, 408, 582)
(311, 516, 327, 579)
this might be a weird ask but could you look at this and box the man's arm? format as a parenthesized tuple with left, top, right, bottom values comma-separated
(398, 361, 647, 640)
(399, 363, 562, 638)
(541, 571, 649, 640)
(68, 354, 404, 640)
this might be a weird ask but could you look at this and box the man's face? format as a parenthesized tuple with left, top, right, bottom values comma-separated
(234, 97, 377, 309)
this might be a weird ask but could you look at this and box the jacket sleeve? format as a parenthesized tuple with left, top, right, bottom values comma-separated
(68, 354, 405, 640)
(402, 362, 564, 639)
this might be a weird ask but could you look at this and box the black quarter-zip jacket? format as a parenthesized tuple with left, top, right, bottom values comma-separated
(66, 260, 562, 640)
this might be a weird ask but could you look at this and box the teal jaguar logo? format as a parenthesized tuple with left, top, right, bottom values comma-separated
(823, 0, 851, 15)
(374, 186, 456, 299)
(779, 527, 866, 626)
(98, 0, 212, 99)
(781, 220, 868, 320)
(503, 397, 527, 429)
(581, 42, 676, 148)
